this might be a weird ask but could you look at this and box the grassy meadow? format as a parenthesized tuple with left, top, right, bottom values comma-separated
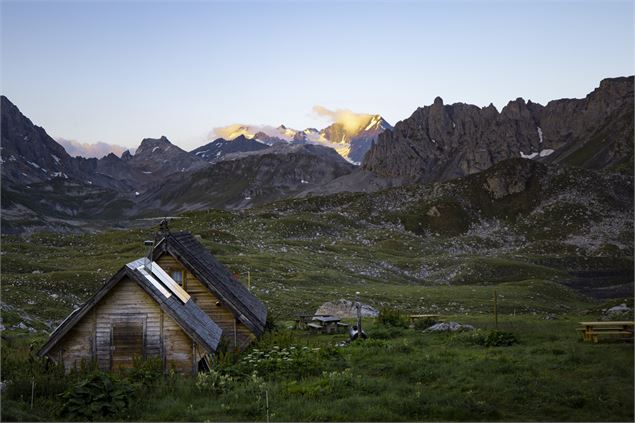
(1, 198, 633, 421)
(2, 316, 633, 421)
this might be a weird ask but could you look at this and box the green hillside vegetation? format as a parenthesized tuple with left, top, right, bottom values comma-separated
(1, 159, 633, 421)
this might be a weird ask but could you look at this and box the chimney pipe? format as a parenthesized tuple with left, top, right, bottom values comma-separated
(144, 240, 154, 272)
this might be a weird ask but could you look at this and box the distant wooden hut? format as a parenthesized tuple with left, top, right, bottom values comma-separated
(38, 227, 267, 374)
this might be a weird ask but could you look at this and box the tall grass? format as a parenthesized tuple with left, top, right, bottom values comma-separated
(2, 315, 633, 422)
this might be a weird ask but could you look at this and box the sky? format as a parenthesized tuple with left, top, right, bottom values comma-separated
(1, 0, 633, 151)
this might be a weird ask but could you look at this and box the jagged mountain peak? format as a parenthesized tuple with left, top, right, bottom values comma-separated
(137, 135, 172, 149)
(363, 75, 634, 181)
(209, 112, 391, 163)
(190, 134, 269, 163)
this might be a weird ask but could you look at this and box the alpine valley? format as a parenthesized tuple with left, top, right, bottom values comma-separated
(1, 76, 632, 236)
(1, 77, 633, 422)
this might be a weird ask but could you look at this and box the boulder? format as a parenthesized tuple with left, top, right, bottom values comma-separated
(315, 299, 379, 318)
(604, 303, 632, 317)
(424, 322, 475, 332)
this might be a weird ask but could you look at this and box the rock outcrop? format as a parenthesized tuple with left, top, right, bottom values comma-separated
(363, 76, 634, 182)
(191, 135, 269, 163)
(314, 299, 379, 318)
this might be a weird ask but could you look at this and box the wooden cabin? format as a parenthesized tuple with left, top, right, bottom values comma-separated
(38, 229, 267, 374)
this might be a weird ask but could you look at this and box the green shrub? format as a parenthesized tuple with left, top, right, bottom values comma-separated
(463, 330, 518, 347)
(1, 342, 69, 402)
(236, 345, 337, 380)
(128, 356, 163, 388)
(195, 369, 236, 394)
(368, 325, 405, 339)
(60, 372, 135, 420)
(377, 308, 409, 328)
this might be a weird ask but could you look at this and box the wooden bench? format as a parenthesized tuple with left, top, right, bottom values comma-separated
(575, 328, 586, 341)
(578, 321, 634, 343)
(587, 330, 634, 344)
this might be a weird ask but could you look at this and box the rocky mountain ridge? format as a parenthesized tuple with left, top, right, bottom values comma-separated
(0, 96, 359, 233)
(1, 76, 633, 234)
(362, 76, 634, 182)
(139, 143, 355, 211)
(191, 135, 269, 163)
(214, 114, 392, 163)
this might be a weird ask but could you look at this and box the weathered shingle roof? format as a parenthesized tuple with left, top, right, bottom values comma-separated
(38, 259, 222, 357)
(154, 232, 267, 336)
(126, 258, 222, 352)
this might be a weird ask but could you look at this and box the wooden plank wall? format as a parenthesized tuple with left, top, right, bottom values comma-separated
(162, 312, 194, 374)
(157, 254, 256, 350)
(50, 276, 195, 374)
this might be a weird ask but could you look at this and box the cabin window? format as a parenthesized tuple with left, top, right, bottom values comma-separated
(171, 270, 183, 286)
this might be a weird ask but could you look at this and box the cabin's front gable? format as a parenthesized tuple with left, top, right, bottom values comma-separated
(47, 275, 204, 373)
(155, 252, 256, 350)
(39, 227, 264, 374)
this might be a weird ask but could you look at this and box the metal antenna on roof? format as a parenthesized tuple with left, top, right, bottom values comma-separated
(159, 217, 170, 236)
(144, 240, 154, 272)
(154, 217, 171, 244)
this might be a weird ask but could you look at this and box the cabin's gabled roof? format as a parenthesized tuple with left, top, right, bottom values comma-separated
(38, 259, 222, 358)
(154, 231, 267, 336)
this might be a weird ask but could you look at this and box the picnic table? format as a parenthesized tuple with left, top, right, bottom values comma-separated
(311, 315, 342, 334)
(294, 314, 332, 329)
(577, 321, 634, 343)
(408, 314, 440, 328)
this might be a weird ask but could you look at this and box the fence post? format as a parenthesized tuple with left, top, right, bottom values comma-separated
(30, 378, 35, 409)
(493, 290, 498, 329)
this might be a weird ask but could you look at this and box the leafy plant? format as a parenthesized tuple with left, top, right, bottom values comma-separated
(236, 345, 332, 380)
(195, 369, 236, 394)
(60, 372, 135, 420)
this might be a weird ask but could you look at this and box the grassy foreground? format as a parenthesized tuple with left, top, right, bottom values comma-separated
(2, 314, 634, 422)
(1, 190, 633, 421)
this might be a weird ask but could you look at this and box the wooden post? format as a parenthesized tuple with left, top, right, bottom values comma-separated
(30, 378, 35, 409)
(493, 290, 498, 329)
(265, 389, 270, 423)
(247, 271, 251, 291)
(356, 291, 362, 337)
